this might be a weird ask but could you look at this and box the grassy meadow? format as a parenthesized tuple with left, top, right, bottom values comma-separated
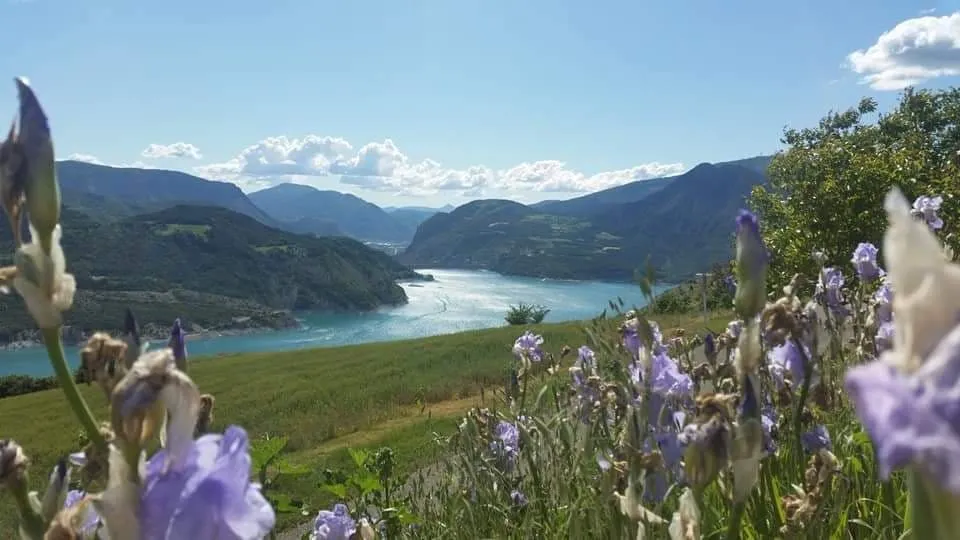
(0, 310, 730, 534)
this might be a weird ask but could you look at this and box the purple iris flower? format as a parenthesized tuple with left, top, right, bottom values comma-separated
(851, 242, 884, 282)
(139, 425, 275, 539)
(912, 195, 945, 230)
(512, 331, 544, 362)
(767, 340, 808, 390)
(845, 322, 960, 494)
(801, 424, 832, 453)
(311, 503, 356, 540)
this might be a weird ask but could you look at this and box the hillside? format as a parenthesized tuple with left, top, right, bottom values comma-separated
(249, 183, 415, 242)
(56, 160, 279, 226)
(533, 154, 773, 217)
(0, 205, 422, 345)
(400, 161, 768, 281)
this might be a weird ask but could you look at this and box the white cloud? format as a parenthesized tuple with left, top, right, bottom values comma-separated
(199, 135, 685, 196)
(141, 142, 203, 160)
(848, 12, 960, 90)
(65, 153, 103, 165)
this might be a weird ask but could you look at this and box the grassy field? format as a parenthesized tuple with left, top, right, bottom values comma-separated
(0, 310, 730, 534)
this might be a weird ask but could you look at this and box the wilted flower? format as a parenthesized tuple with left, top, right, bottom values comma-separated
(851, 242, 884, 282)
(912, 194, 944, 230)
(512, 331, 544, 363)
(310, 503, 356, 540)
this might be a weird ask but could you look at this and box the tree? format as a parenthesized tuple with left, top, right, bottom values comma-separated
(750, 88, 960, 290)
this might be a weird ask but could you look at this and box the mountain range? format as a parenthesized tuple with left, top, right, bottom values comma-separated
(399, 157, 773, 281)
(55, 160, 445, 245)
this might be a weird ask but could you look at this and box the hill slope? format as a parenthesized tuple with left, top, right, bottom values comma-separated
(56, 160, 279, 225)
(533, 155, 773, 217)
(249, 183, 415, 243)
(0, 206, 421, 344)
(400, 162, 767, 281)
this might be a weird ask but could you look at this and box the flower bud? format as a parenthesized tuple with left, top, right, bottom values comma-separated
(14, 78, 60, 251)
(734, 210, 768, 319)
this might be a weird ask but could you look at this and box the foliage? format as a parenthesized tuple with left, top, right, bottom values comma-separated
(504, 303, 551, 325)
(646, 262, 736, 314)
(400, 162, 768, 282)
(750, 87, 960, 290)
(0, 204, 423, 343)
(249, 434, 311, 525)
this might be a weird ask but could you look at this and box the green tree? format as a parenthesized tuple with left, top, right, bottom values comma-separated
(750, 88, 960, 290)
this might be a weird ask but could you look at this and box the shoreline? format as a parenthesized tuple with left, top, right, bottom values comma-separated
(0, 323, 300, 352)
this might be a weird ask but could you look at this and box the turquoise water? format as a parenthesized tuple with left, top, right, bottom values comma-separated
(0, 269, 668, 377)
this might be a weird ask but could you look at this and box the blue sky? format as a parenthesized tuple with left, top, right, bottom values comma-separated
(2, 0, 959, 207)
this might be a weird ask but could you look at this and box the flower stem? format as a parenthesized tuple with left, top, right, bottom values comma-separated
(10, 474, 45, 539)
(726, 501, 745, 540)
(41, 327, 106, 452)
(790, 337, 813, 464)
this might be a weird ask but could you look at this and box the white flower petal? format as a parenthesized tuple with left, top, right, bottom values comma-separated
(883, 188, 960, 373)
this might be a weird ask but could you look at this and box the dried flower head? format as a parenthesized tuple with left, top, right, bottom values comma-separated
(78, 333, 129, 398)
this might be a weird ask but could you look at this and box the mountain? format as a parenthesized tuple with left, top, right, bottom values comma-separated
(0, 205, 422, 345)
(249, 183, 415, 243)
(56, 160, 278, 226)
(533, 155, 773, 218)
(399, 161, 768, 281)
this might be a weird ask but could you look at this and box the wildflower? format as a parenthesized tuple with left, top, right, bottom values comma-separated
(800, 425, 832, 453)
(512, 331, 544, 363)
(875, 321, 894, 354)
(490, 421, 520, 471)
(510, 489, 528, 508)
(357, 518, 376, 540)
(0, 439, 28, 489)
(11, 223, 75, 329)
(851, 242, 884, 282)
(846, 188, 960, 521)
(310, 503, 356, 540)
(912, 194, 944, 230)
(874, 277, 893, 324)
(576, 345, 596, 372)
(767, 340, 808, 390)
(734, 210, 768, 319)
(816, 267, 848, 318)
(139, 426, 276, 539)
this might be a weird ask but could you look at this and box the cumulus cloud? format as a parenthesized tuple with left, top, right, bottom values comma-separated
(848, 12, 960, 90)
(65, 153, 103, 164)
(199, 135, 685, 196)
(141, 142, 203, 160)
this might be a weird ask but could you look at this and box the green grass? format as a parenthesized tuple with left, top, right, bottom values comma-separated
(0, 310, 729, 534)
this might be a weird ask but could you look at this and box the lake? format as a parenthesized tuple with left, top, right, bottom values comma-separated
(0, 269, 670, 377)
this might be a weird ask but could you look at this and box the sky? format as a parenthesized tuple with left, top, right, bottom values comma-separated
(2, 1, 960, 207)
